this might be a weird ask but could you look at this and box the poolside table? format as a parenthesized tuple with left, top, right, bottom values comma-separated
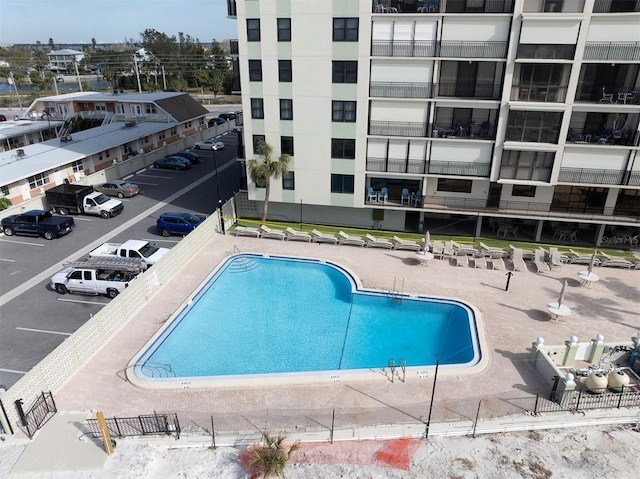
(415, 251, 434, 266)
(577, 271, 599, 287)
(546, 303, 571, 322)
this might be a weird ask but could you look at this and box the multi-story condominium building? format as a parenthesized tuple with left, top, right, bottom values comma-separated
(228, 0, 640, 247)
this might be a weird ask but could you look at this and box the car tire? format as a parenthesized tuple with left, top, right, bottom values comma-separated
(54, 284, 68, 294)
(117, 192, 125, 198)
(43, 230, 55, 240)
(161, 228, 171, 237)
(57, 208, 68, 215)
(106, 288, 119, 299)
(3, 226, 14, 236)
(194, 145, 201, 149)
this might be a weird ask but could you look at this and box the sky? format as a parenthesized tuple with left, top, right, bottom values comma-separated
(0, 0, 238, 45)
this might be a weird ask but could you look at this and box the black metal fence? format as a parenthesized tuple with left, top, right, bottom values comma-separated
(15, 391, 57, 439)
(534, 386, 640, 414)
(86, 412, 181, 439)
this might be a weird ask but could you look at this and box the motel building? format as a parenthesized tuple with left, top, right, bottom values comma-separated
(227, 0, 640, 247)
(0, 92, 209, 206)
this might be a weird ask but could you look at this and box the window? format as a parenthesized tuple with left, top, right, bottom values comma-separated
(253, 134, 266, 152)
(95, 103, 106, 112)
(131, 104, 142, 116)
(331, 138, 355, 159)
(282, 171, 295, 190)
(71, 160, 83, 173)
(332, 101, 356, 122)
(248, 60, 262, 81)
(247, 19, 260, 41)
(332, 61, 358, 83)
(28, 172, 50, 189)
(159, 131, 166, 140)
(499, 150, 554, 182)
(251, 98, 264, 119)
(278, 60, 292, 82)
(505, 111, 562, 143)
(331, 174, 355, 194)
(281, 136, 294, 155)
(1, 185, 9, 196)
(145, 103, 157, 114)
(437, 179, 472, 193)
(280, 99, 293, 120)
(333, 18, 359, 42)
(277, 18, 291, 41)
(512, 185, 537, 197)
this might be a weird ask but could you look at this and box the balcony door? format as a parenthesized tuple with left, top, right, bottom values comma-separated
(456, 62, 478, 97)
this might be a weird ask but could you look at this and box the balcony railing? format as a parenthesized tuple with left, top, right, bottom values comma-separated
(511, 85, 568, 103)
(445, 0, 514, 13)
(435, 81, 502, 100)
(558, 167, 626, 185)
(428, 161, 491, 176)
(369, 121, 428, 137)
(229, 39, 239, 56)
(439, 41, 508, 58)
(371, 40, 436, 57)
(226, 0, 237, 17)
(575, 82, 640, 104)
(420, 195, 639, 222)
(566, 127, 638, 146)
(367, 157, 427, 174)
(369, 81, 433, 98)
(584, 42, 640, 61)
(593, 0, 640, 13)
(628, 171, 640, 186)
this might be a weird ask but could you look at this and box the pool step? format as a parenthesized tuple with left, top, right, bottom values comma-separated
(228, 257, 260, 273)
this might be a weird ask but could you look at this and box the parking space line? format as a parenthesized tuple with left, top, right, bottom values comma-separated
(130, 181, 159, 186)
(144, 238, 181, 244)
(0, 258, 16, 262)
(72, 217, 94, 222)
(137, 174, 174, 179)
(0, 238, 44, 247)
(56, 298, 108, 306)
(0, 368, 27, 375)
(16, 327, 72, 336)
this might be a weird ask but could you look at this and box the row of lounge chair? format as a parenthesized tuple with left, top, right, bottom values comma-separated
(234, 225, 422, 250)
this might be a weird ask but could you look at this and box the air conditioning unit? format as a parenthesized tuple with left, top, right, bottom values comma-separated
(124, 121, 136, 128)
(16, 149, 25, 157)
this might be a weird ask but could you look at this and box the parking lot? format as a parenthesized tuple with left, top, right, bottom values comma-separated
(0, 128, 243, 389)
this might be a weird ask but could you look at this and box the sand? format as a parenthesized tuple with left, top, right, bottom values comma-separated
(1, 424, 639, 478)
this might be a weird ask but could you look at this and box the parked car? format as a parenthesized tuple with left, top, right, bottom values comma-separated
(1, 210, 75, 240)
(217, 112, 237, 121)
(156, 212, 207, 237)
(193, 139, 225, 150)
(153, 156, 191, 170)
(208, 117, 226, 127)
(172, 150, 202, 164)
(94, 180, 140, 198)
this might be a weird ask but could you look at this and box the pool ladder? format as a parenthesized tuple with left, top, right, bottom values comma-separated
(387, 358, 406, 383)
(390, 277, 404, 304)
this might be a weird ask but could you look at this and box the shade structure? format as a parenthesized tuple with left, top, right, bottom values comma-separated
(558, 278, 568, 306)
(588, 249, 597, 275)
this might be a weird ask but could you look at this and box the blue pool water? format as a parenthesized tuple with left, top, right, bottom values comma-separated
(133, 254, 480, 382)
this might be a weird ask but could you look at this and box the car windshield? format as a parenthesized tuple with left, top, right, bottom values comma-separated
(139, 242, 159, 258)
(94, 193, 111, 205)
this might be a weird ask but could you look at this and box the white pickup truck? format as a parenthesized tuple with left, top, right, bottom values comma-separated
(50, 258, 144, 298)
(89, 239, 170, 269)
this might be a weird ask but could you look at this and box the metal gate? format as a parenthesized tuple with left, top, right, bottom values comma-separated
(86, 412, 181, 439)
(15, 391, 57, 439)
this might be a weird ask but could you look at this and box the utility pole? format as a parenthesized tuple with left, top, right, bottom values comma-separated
(161, 65, 167, 90)
(73, 60, 83, 92)
(7, 72, 23, 113)
(133, 55, 142, 93)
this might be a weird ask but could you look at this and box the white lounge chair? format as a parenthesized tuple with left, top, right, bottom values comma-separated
(490, 255, 506, 270)
(568, 249, 598, 265)
(259, 225, 286, 241)
(510, 248, 527, 272)
(473, 253, 487, 269)
(285, 227, 312, 242)
(365, 233, 393, 249)
(479, 242, 506, 257)
(338, 231, 366, 247)
(455, 251, 469, 267)
(392, 236, 422, 251)
(235, 225, 261, 238)
(311, 229, 338, 244)
(533, 248, 550, 273)
(600, 251, 634, 269)
(431, 240, 445, 258)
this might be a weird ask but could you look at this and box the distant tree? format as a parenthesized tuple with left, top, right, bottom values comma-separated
(29, 71, 45, 90)
(209, 40, 229, 71)
(248, 141, 291, 222)
(91, 37, 97, 50)
(208, 70, 224, 98)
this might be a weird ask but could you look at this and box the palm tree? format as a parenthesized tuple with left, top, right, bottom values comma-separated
(247, 141, 291, 222)
(247, 432, 300, 479)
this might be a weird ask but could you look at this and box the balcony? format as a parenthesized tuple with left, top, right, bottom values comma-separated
(371, 40, 436, 57)
(558, 167, 626, 185)
(576, 84, 640, 104)
(511, 84, 568, 103)
(584, 42, 640, 61)
(428, 160, 490, 176)
(229, 39, 239, 56)
(226, 0, 237, 17)
(439, 41, 508, 58)
(593, 0, 640, 13)
(369, 81, 433, 99)
(369, 121, 428, 137)
(367, 156, 427, 173)
(434, 81, 502, 100)
(566, 127, 638, 146)
(419, 195, 639, 222)
(445, 0, 514, 13)
(366, 158, 490, 176)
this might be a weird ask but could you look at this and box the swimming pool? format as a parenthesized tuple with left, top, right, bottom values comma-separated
(129, 254, 483, 388)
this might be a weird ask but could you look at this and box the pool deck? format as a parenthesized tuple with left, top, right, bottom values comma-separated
(53, 233, 640, 436)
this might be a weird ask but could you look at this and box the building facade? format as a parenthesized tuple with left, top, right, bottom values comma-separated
(229, 0, 640, 246)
